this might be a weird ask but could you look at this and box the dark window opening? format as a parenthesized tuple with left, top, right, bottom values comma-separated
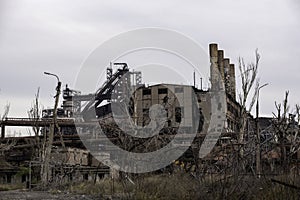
(7, 175, 11, 183)
(158, 88, 168, 94)
(22, 175, 26, 183)
(143, 108, 149, 114)
(168, 120, 172, 127)
(175, 107, 183, 123)
(143, 89, 151, 95)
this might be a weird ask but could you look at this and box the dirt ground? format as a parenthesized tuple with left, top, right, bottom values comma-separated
(0, 190, 105, 200)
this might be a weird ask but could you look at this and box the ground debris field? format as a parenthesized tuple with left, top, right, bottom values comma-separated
(0, 190, 105, 200)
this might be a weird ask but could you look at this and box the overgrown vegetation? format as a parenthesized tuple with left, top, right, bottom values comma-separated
(54, 172, 299, 200)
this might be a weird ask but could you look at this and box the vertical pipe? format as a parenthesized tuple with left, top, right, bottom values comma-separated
(256, 83, 268, 178)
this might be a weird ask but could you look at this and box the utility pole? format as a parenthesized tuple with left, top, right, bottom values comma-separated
(200, 77, 203, 90)
(256, 83, 268, 178)
(29, 161, 32, 190)
(193, 71, 196, 87)
(42, 72, 61, 186)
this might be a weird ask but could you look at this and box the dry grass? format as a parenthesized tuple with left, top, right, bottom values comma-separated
(0, 183, 24, 191)
(55, 172, 300, 199)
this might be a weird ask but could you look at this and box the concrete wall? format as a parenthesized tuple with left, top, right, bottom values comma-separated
(51, 147, 89, 166)
(133, 84, 196, 130)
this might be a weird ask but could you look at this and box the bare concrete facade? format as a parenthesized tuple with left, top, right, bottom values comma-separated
(132, 84, 198, 130)
(131, 43, 240, 134)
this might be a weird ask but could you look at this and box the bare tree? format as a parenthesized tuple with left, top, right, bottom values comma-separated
(272, 91, 289, 168)
(0, 139, 16, 155)
(28, 87, 41, 137)
(0, 103, 10, 138)
(291, 105, 300, 154)
(272, 91, 300, 171)
(237, 49, 260, 156)
(0, 103, 16, 154)
(27, 87, 47, 179)
(1, 102, 10, 121)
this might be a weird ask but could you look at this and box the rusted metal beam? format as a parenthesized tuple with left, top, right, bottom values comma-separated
(0, 118, 74, 127)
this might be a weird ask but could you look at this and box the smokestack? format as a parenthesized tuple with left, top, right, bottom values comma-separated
(223, 58, 230, 94)
(209, 43, 218, 90)
(217, 50, 225, 81)
(229, 64, 236, 99)
(209, 43, 218, 58)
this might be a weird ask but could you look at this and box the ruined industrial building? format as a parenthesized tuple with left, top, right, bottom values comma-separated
(0, 44, 299, 191)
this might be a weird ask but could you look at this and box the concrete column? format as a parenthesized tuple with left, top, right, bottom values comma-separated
(217, 50, 225, 81)
(209, 44, 218, 90)
(229, 64, 236, 99)
(223, 58, 230, 94)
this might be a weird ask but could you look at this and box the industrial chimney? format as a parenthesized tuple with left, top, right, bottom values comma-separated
(209, 43, 219, 90)
(209, 43, 236, 98)
(217, 50, 225, 81)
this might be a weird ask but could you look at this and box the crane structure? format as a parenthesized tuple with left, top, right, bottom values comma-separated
(73, 63, 142, 121)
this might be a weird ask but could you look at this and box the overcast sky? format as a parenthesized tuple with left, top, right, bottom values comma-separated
(0, 0, 300, 125)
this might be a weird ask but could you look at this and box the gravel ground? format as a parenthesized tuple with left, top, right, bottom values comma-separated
(0, 190, 105, 200)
